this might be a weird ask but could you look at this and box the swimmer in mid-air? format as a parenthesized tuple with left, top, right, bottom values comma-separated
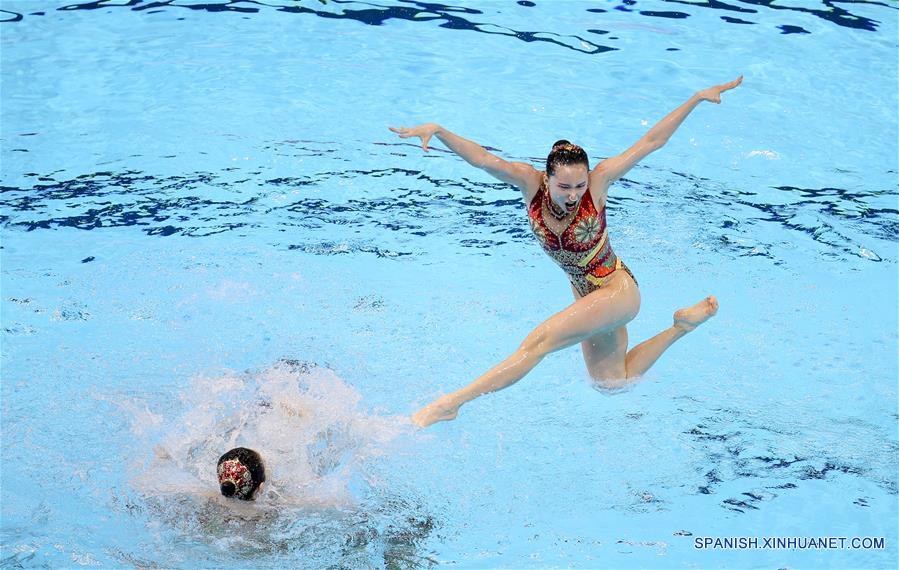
(391, 76, 742, 427)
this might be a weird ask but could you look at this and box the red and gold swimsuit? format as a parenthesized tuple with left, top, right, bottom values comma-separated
(527, 183, 636, 297)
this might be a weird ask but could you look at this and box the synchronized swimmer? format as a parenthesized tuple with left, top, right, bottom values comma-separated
(212, 77, 743, 500)
(391, 76, 743, 428)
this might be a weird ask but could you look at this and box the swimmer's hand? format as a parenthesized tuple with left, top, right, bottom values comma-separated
(696, 75, 743, 104)
(388, 123, 440, 152)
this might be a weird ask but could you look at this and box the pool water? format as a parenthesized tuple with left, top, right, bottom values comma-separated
(1, 1, 897, 568)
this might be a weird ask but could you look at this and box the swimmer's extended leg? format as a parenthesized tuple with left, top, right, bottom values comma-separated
(627, 295, 718, 376)
(590, 296, 719, 389)
(412, 276, 640, 427)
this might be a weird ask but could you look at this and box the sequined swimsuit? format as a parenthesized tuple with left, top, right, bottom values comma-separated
(527, 183, 636, 297)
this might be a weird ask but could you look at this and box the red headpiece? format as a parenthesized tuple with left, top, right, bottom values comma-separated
(217, 458, 254, 498)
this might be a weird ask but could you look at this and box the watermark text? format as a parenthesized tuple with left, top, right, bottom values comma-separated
(693, 536, 885, 550)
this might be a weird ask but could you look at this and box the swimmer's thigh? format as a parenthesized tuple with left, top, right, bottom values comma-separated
(580, 325, 628, 381)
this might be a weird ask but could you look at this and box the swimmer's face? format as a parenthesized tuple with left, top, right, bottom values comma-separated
(545, 163, 589, 213)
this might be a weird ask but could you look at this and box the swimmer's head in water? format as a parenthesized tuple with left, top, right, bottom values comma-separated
(217, 447, 266, 500)
(545, 141, 590, 215)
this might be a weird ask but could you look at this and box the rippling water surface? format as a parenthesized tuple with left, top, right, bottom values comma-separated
(2, 1, 897, 568)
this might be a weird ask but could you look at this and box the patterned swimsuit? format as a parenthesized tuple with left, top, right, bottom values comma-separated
(527, 183, 636, 297)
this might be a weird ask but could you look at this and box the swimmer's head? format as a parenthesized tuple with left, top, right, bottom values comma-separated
(546, 140, 589, 176)
(545, 140, 590, 213)
(217, 447, 266, 500)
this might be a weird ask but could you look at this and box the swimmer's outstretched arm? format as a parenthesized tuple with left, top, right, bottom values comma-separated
(388, 123, 540, 195)
(593, 75, 743, 185)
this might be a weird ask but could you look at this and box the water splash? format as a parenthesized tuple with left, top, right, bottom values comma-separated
(132, 360, 412, 508)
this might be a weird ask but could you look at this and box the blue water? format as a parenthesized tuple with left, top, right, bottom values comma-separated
(1, 1, 897, 568)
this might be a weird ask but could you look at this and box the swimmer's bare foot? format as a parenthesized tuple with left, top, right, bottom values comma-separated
(411, 395, 460, 428)
(673, 296, 719, 332)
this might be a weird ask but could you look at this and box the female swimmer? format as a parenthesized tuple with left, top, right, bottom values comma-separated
(390, 76, 742, 427)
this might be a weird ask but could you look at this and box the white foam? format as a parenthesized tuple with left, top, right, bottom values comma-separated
(746, 149, 781, 159)
(131, 361, 411, 508)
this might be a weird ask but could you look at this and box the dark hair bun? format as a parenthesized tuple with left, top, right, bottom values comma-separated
(217, 447, 267, 500)
(546, 141, 589, 176)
